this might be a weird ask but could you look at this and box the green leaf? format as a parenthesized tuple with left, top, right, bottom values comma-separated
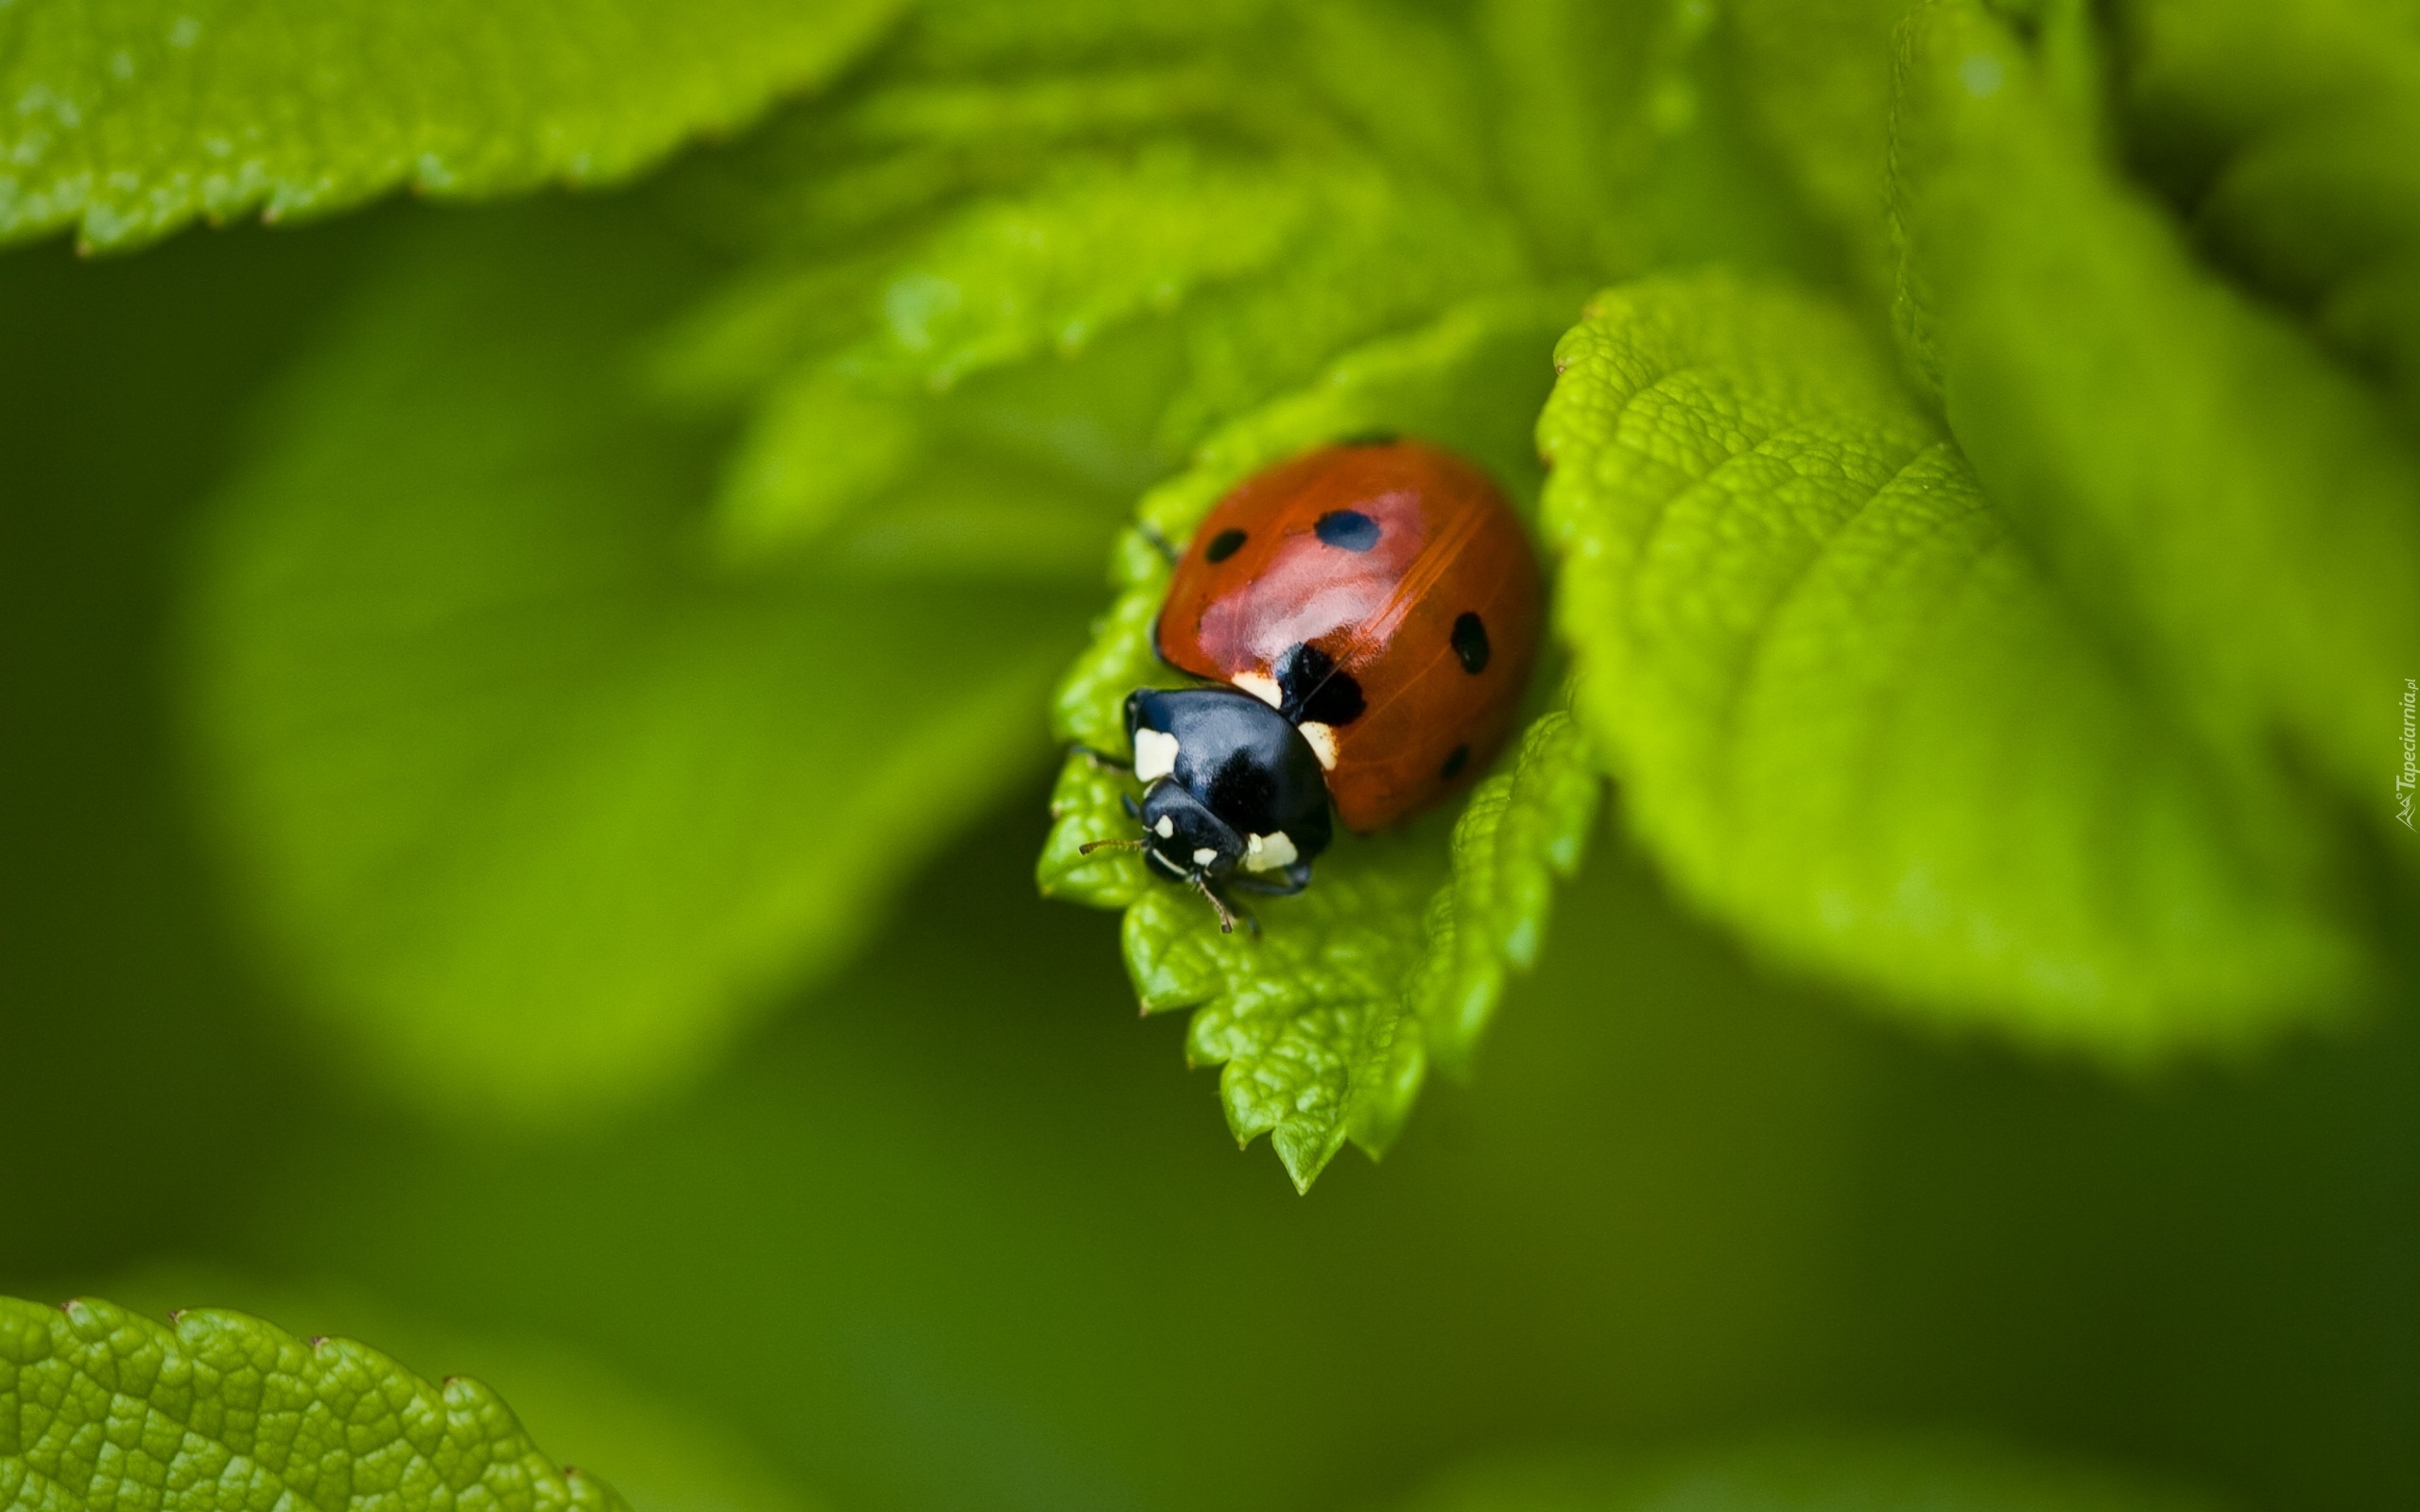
(686, 148, 1531, 555)
(1408, 710, 1601, 1074)
(2119, 0, 2420, 421)
(187, 200, 1088, 1126)
(1722, 0, 1922, 294)
(701, 349, 1158, 576)
(0, 0, 906, 252)
(861, 148, 1331, 390)
(648, 3, 1548, 566)
(1538, 270, 2371, 1055)
(0, 1295, 627, 1512)
(1038, 289, 1600, 1190)
(1474, 0, 1651, 276)
(1399, 1436, 2225, 1512)
(1893, 0, 2420, 847)
(77, 1269, 821, 1512)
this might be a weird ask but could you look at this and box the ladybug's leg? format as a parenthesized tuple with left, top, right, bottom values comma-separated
(1228, 861, 1311, 899)
(1121, 792, 1144, 821)
(1188, 873, 1258, 936)
(1135, 522, 1182, 566)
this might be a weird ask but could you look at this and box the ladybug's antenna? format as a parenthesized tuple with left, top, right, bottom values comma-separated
(1190, 873, 1241, 935)
(1078, 837, 1150, 855)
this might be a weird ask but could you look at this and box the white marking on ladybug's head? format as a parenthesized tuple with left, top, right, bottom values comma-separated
(1297, 721, 1340, 770)
(1192, 847, 1219, 867)
(1132, 727, 1181, 782)
(1242, 831, 1298, 872)
(1155, 816, 1175, 838)
(1231, 670, 1281, 709)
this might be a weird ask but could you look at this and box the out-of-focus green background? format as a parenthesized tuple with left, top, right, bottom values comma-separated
(3, 3, 2416, 1510)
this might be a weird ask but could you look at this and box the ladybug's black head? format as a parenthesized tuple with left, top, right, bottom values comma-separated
(1134, 781, 1246, 883)
(1112, 687, 1333, 927)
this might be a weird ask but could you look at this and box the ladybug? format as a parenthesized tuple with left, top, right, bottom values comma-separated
(1083, 436, 1541, 931)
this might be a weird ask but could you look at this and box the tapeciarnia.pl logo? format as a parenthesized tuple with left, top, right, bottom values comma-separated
(2400, 678, 2417, 831)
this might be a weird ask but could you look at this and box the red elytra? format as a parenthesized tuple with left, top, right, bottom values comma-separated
(1153, 438, 1541, 833)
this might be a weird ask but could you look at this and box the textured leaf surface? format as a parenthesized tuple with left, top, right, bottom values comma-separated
(0, 0, 906, 251)
(0, 1296, 626, 1512)
(1399, 1436, 2222, 1512)
(1039, 291, 1599, 1189)
(1408, 711, 1600, 1075)
(83, 1270, 820, 1512)
(189, 201, 1087, 1125)
(1539, 271, 2369, 1054)
(1893, 0, 2420, 841)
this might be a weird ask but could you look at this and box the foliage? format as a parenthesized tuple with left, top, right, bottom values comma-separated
(1893, 0, 2420, 834)
(78, 1269, 822, 1512)
(1037, 292, 1598, 1187)
(0, 0, 905, 251)
(2119, 0, 2420, 425)
(0, 0, 2416, 1507)
(0, 1296, 622, 1512)
(69, 0, 2420, 1164)
(173, 0, 1672, 1166)
(188, 201, 1093, 1123)
(1538, 270, 2366, 1053)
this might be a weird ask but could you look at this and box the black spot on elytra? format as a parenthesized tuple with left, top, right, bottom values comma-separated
(1441, 745, 1470, 782)
(1451, 611, 1491, 674)
(1314, 509, 1381, 551)
(1275, 642, 1365, 727)
(1204, 527, 1247, 562)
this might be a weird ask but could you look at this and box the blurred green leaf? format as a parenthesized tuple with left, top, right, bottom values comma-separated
(0, 1295, 627, 1512)
(1398, 1436, 2224, 1512)
(1475, 0, 1649, 277)
(857, 150, 1346, 391)
(642, 0, 1624, 573)
(0, 0, 906, 252)
(702, 347, 1161, 579)
(1722, 0, 1920, 296)
(677, 148, 1530, 560)
(861, 151, 1530, 440)
(187, 201, 1088, 1125)
(2119, 0, 2420, 421)
(1538, 270, 2369, 1055)
(1039, 290, 1599, 1189)
(1893, 0, 2420, 841)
